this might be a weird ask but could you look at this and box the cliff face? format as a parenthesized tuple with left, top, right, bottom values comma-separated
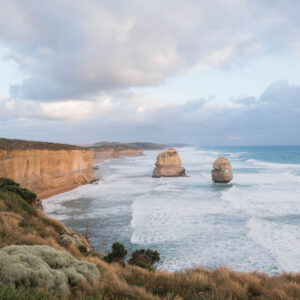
(0, 148, 95, 199)
(93, 147, 143, 163)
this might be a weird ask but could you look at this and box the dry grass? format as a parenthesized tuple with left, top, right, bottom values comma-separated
(80, 255, 300, 300)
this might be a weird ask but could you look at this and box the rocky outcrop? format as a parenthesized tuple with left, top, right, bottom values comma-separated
(152, 149, 186, 177)
(211, 157, 233, 183)
(0, 138, 96, 198)
(92, 146, 143, 163)
(0, 245, 100, 295)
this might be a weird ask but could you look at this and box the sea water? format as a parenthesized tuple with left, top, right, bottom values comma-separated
(43, 146, 300, 274)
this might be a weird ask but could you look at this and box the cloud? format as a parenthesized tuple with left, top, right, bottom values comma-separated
(0, 0, 299, 101)
(0, 81, 299, 145)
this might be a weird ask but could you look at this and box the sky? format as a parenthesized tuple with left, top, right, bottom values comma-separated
(0, 0, 300, 146)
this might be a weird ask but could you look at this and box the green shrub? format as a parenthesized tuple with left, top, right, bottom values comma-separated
(0, 178, 19, 188)
(0, 178, 38, 208)
(104, 242, 127, 263)
(2, 186, 37, 205)
(134, 260, 155, 272)
(78, 244, 89, 256)
(0, 190, 37, 215)
(128, 249, 160, 271)
(112, 242, 127, 257)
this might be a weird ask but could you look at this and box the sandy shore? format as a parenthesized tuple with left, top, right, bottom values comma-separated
(38, 184, 81, 200)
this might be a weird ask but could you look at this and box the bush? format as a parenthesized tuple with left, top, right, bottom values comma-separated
(2, 186, 37, 205)
(0, 178, 19, 188)
(112, 242, 127, 257)
(134, 260, 155, 272)
(128, 249, 160, 271)
(0, 178, 38, 207)
(104, 242, 127, 263)
(0, 245, 101, 296)
(78, 244, 90, 256)
(0, 190, 37, 215)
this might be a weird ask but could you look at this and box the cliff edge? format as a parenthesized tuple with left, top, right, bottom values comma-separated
(90, 144, 143, 163)
(0, 138, 96, 199)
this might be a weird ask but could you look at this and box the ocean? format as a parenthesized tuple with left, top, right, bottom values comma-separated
(43, 146, 300, 274)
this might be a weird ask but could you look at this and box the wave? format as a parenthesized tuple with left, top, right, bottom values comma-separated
(247, 217, 300, 272)
(246, 158, 300, 169)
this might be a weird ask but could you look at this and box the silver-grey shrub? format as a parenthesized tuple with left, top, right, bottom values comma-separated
(0, 245, 101, 295)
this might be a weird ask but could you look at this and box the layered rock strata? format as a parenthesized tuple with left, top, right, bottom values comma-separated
(92, 146, 143, 163)
(152, 149, 186, 177)
(211, 157, 233, 183)
(0, 138, 96, 198)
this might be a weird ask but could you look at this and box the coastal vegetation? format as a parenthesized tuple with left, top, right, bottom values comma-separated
(104, 243, 160, 272)
(0, 178, 300, 299)
(91, 141, 167, 150)
(104, 242, 128, 263)
(128, 249, 161, 272)
(0, 137, 83, 151)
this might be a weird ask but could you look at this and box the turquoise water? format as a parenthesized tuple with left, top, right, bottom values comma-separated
(44, 146, 300, 274)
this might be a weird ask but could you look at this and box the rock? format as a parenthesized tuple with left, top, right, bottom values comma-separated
(0, 245, 100, 295)
(152, 149, 186, 177)
(211, 157, 233, 183)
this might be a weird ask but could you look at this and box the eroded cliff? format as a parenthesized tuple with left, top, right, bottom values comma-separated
(0, 138, 96, 198)
(91, 145, 143, 163)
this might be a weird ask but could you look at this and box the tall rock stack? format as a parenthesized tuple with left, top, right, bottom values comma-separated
(211, 157, 233, 183)
(152, 149, 186, 178)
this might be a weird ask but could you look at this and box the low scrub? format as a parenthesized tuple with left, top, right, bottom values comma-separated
(0, 284, 55, 300)
(0, 245, 100, 296)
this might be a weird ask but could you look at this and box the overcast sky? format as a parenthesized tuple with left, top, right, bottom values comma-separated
(0, 0, 299, 146)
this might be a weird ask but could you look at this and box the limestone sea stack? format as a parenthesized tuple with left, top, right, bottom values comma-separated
(152, 149, 186, 178)
(211, 157, 233, 183)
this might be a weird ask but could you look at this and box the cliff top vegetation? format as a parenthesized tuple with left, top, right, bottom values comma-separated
(0, 137, 85, 151)
(91, 141, 167, 151)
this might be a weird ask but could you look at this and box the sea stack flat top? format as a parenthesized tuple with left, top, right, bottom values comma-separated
(155, 149, 182, 166)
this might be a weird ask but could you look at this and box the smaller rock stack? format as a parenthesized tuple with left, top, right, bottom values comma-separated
(152, 149, 186, 178)
(212, 157, 233, 183)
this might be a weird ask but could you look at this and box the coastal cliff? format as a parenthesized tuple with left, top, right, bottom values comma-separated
(91, 145, 143, 163)
(0, 138, 96, 199)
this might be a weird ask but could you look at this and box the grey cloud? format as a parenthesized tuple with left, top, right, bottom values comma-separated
(1, 81, 299, 145)
(1, 0, 300, 101)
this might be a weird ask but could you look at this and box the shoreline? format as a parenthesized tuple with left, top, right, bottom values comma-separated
(40, 153, 144, 200)
(38, 184, 82, 200)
